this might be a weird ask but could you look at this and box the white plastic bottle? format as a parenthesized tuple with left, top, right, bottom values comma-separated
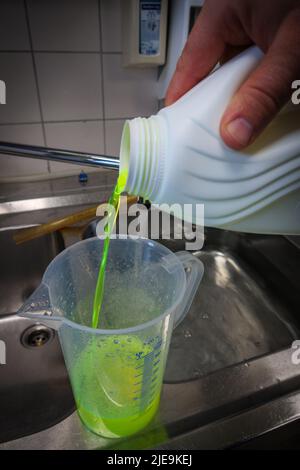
(119, 47, 300, 234)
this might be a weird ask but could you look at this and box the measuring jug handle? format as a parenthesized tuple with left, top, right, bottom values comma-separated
(173, 252, 204, 328)
(18, 282, 61, 330)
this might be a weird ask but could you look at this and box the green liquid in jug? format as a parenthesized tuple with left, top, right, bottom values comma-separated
(92, 170, 128, 329)
(73, 335, 161, 438)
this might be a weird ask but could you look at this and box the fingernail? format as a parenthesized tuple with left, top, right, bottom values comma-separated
(226, 117, 253, 147)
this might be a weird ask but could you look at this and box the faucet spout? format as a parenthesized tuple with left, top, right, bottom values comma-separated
(0, 141, 120, 171)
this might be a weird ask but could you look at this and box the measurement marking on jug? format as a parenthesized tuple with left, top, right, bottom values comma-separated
(136, 339, 162, 412)
(142, 352, 154, 359)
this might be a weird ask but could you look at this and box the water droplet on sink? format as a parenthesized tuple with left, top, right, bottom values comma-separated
(184, 329, 192, 338)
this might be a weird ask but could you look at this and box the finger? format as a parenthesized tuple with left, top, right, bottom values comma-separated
(165, 6, 225, 106)
(220, 44, 251, 65)
(220, 10, 300, 150)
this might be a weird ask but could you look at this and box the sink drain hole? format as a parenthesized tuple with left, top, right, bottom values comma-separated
(21, 324, 55, 348)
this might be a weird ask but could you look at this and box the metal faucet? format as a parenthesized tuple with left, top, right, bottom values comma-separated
(0, 141, 120, 171)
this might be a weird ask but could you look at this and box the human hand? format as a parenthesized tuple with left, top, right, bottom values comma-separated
(165, 0, 300, 149)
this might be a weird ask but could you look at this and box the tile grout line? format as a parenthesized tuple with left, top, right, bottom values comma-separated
(98, 0, 107, 156)
(0, 50, 122, 54)
(23, 0, 50, 173)
(0, 117, 132, 127)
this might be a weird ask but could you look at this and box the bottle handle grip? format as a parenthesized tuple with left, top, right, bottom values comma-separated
(173, 251, 204, 328)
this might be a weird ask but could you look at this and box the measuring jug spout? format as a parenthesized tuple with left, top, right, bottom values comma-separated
(18, 282, 61, 330)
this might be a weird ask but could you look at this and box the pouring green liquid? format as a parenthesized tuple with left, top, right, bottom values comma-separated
(74, 174, 165, 438)
(92, 170, 128, 329)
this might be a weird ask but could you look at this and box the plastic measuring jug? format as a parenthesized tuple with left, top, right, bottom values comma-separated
(18, 236, 203, 438)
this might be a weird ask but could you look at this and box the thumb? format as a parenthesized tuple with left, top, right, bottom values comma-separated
(220, 13, 300, 150)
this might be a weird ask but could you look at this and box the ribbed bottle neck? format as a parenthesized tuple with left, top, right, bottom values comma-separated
(119, 115, 165, 200)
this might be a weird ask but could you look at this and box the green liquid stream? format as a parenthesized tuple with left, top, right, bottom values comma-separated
(91, 171, 128, 329)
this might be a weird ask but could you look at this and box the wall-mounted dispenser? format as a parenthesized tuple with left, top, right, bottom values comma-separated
(122, 0, 168, 67)
(158, 0, 204, 99)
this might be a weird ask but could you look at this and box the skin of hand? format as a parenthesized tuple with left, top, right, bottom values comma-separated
(165, 0, 300, 150)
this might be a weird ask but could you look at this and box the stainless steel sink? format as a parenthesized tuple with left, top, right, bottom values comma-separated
(164, 230, 299, 382)
(0, 315, 75, 443)
(0, 173, 300, 449)
(0, 228, 75, 443)
(0, 229, 64, 315)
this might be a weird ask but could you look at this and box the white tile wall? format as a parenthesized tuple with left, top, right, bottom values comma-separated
(0, 124, 47, 178)
(35, 53, 103, 121)
(0, 0, 159, 180)
(0, 0, 30, 51)
(103, 54, 158, 119)
(45, 120, 105, 174)
(27, 0, 100, 52)
(100, 0, 122, 53)
(105, 119, 126, 157)
(0, 53, 41, 124)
